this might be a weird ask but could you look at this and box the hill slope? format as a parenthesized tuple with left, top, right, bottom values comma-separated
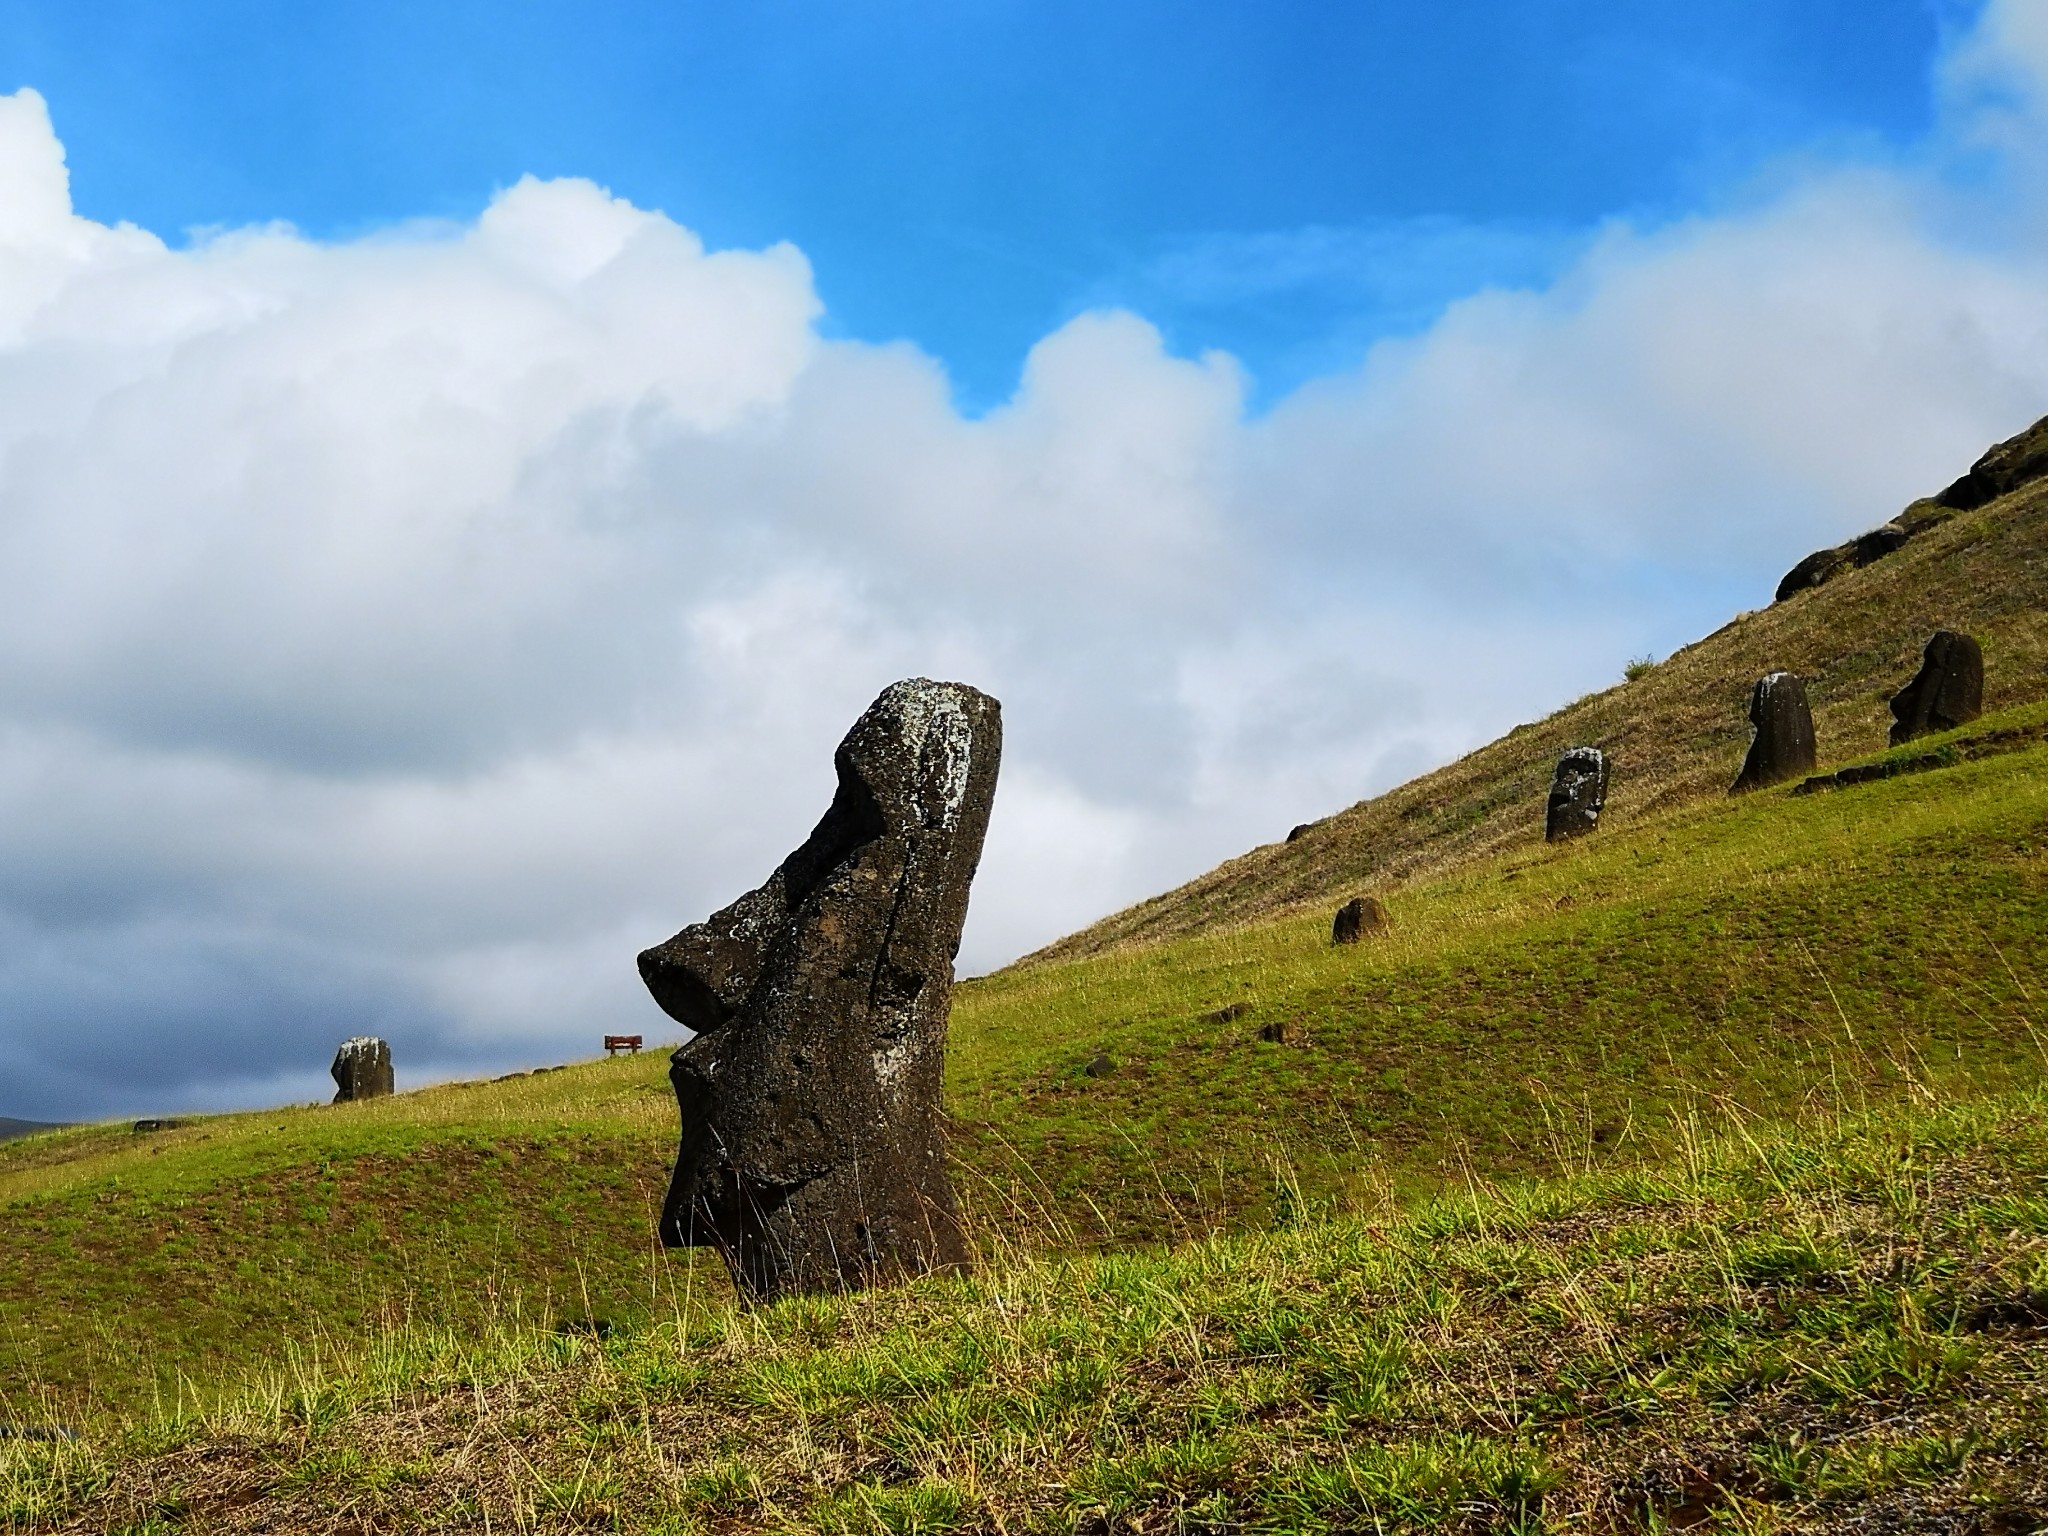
(11, 1088, 2047, 1534)
(1026, 418, 2048, 964)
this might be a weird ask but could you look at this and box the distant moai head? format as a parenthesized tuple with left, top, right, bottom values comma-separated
(331, 1037, 394, 1103)
(1332, 895, 1390, 945)
(1730, 672, 1817, 794)
(1545, 747, 1609, 842)
(1889, 630, 1983, 747)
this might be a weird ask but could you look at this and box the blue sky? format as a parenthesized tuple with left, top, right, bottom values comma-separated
(4, 1, 1974, 405)
(3, 0, 2048, 1121)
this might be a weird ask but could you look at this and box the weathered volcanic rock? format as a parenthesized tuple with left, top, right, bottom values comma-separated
(1928, 413, 2048, 512)
(1544, 747, 1609, 842)
(638, 678, 1001, 1301)
(1332, 896, 1390, 944)
(1774, 412, 2048, 603)
(1730, 672, 1816, 793)
(330, 1037, 393, 1102)
(1889, 630, 1984, 747)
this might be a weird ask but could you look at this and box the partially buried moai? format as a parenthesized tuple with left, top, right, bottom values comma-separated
(1332, 896, 1389, 944)
(331, 1036, 394, 1102)
(1730, 671, 1816, 794)
(1889, 630, 1983, 746)
(638, 679, 1001, 1302)
(1544, 747, 1609, 842)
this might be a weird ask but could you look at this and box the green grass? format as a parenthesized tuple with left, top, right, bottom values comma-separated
(9, 1086, 2046, 1533)
(948, 711, 2048, 1243)
(0, 1056, 701, 1421)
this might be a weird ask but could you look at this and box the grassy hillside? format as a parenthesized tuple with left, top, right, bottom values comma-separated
(9, 1087, 2047, 1533)
(0, 1062, 694, 1422)
(947, 708, 2048, 1245)
(1027, 444, 2048, 964)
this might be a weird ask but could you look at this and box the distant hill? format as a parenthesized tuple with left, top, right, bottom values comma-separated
(1021, 412, 2048, 964)
(0, 1117, 65, 1143)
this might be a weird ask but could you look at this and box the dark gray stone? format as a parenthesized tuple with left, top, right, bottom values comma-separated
(1083, 1053, 1114, 1078)
(1332, 896, 1390, 944)
(1773, 412, 2048, 604)
(1889, 630, 1984, 747)
(639, 678, 1001, 1301)
(1930, 412, 2048, 511)
(1286, 823, 1312, 843)
(1544, 747, 1609, 842)
(1202, 1002, 1251, 1025)
(130, 1118, 183, 1134)
(1730, 672, 1817, 793)
(330, 1037, 394, 1102)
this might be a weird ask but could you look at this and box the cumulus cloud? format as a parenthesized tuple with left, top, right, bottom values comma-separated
(4, 3, 2048, 1119)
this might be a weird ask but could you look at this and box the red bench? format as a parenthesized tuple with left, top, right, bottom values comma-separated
(604, 1034, 643, 1056)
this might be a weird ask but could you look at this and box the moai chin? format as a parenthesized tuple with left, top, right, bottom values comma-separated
(637, 679, 1001, 1301)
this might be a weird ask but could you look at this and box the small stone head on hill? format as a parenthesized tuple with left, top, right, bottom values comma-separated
(1889, 631, 1983, 747)
(1332, 896, 1390, 944)
(1731, 672, 1816, 794)
(331, 1037, 393, 1103)
(1545, 747, 1609, 842)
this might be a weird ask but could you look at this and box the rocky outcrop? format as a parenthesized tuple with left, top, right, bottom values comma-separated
(1889, 630, 1984, 746)
(330, 1037, 393, 1102)
(638, 678, 1001, 1302)
(1775, 413, 2048, 603)
(1730, 672, 1816, 794)
(1544, 747, 1609, 842)
(1332, 896, 1390, 944)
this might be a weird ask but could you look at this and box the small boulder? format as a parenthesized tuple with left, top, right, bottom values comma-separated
(1202, 1002, 1251, 1025)
(331, 1036, 394, 1103)
(1332, 896, 1390, 944)
(1928, 412, 2048, 511)
(1543, 747, 1609, 842)
(1286, 823, 1312, 843)
(1889, 630, 1984, 746)
(1730, 672, 1817, 794)
(1257, 1021, 1303, 1045)
(1083, 1054, 1114, 1078)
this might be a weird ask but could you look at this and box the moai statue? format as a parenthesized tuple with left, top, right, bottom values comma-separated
(1332, 896, 1390, 944)
(638, 679, 1001, 1301)
(1889, 630, 1983, 746)
(1545, 747, 1609, 841)
(331, 1037, 394, 1102)
(1730, 671, 1817, 793)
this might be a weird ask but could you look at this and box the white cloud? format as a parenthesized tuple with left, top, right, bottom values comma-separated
(6, 3, 2048, 1117)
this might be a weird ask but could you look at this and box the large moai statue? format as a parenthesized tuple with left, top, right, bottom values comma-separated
(1544, 747, 1609, 842)
(331, 1037, 394, 1102)
(1730, 671, 1817, 793)
(638, 679, 1001, 1301)
(1889, 630, 1983, 746)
